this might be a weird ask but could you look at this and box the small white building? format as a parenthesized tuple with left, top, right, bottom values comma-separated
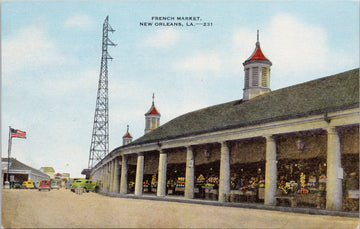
(2, 158, 50, 185)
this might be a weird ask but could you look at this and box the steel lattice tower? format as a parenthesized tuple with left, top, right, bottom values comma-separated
(88, 16, 116, 169)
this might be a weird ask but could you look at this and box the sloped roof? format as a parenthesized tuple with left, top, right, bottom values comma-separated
(120, 69, 359, 148)
(243, 42, 272, 66)
(145, 102, 160, 116)
(124, 132, 132, 138)
(123, 125, 133, 138)
(2, 158, 50, 177)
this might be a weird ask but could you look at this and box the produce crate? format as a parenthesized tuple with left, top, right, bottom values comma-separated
(348, 190, 359, 199)
(258, 188, 265, 200)
(230, 190, 243, 202)
(210, 189, 218, 200)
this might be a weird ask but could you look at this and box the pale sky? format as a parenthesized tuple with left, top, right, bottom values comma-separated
(2, 0, 359, 178)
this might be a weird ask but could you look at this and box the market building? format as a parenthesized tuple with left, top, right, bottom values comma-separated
(2, 158, 50, 187)
(90, 34, 359, 213)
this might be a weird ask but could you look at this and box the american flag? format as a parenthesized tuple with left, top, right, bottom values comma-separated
(11, 128, 26, 139)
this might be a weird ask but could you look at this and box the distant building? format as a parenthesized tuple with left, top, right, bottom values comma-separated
(2, 158, 50, 185)
(40, 167, 55, 179)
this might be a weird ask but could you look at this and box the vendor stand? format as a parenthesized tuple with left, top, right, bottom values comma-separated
(204, 176, 218, 200)
(174, 177, 185, 195)
(195, 174, 206, 198)
(150, 173, 157, 193)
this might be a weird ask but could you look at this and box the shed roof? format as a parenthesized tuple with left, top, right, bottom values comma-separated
(119, 68, 359, 148)
(2, 158, 50, 177)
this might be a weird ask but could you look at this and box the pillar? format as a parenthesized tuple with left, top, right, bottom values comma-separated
(219, 142, 231, 202)
(135, 153, 145, 196)
(326, 127, 342, 210)
(109, 160, 114, 192)
(108, 163, 112, 191)
(185, 146, 195, 199)
(264, 135, 277, 205)
(105, 163, 109, 191)
(101, 166, 105, 189)
(103, 165, 106, 190)
(120, 155, 128, 194)
(113, 158, 119, 193)
(157, 150, 167, 197)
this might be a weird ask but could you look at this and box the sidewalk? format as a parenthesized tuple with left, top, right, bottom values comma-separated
(100, 190, 359, 218)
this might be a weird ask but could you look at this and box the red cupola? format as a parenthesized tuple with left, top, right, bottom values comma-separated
(123, 125, 133, 145)
(243, 31, 272, 66)
(145, 93, 161, 134)
(242, 30, 272, 100)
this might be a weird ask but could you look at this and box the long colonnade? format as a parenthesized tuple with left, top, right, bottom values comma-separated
(92, 108, 358, 211)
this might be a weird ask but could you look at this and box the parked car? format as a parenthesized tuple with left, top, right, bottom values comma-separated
(66, 181, 73, 189)
(70, 179, 98, 192)
(50, 180, 60, 190)
(33, 181, 40, 189)
(38, 180, 51, 191)
(22, 180, 35, 189)
(11, 181, 23, 189)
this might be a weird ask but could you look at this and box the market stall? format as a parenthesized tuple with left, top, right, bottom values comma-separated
(229, 138, 266, 203)
(276, 133, 328, 208)
(341, 127, 359, 212)
(166, 163, 186, 195)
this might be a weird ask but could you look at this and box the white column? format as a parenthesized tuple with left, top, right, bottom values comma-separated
(185, 146, 195, 199)
(219, 142, 231, 202)
(101, 166, 105, 189)
(113, 158, 119, 193)
(157, 150, 167, 197)
(105, 163, 109, 191)
(108, 162, 112, 191)
(264, 135, 277, 205)
(135, 153, 145, 196)
(109, 160, 114, 192)
(326, 127, 342, 210)
(120, 155, 128, 194)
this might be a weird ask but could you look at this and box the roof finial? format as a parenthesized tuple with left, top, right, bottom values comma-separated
(152, 93, 155, 105)
(256, 30, 260, 46)
(126, 125, 129, 133)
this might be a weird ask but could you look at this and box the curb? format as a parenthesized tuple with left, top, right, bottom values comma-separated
(98, 190, 359, 218)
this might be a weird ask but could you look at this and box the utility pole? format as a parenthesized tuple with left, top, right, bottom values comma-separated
(88, 16, 116, 169)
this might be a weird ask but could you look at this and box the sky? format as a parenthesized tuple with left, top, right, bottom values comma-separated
(1, 0, 359, 178)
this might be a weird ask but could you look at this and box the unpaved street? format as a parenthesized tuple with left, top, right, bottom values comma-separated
(1, 189, 359, 228)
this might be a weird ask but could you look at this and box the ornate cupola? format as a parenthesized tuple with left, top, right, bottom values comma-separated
(242, 30, 272, 100)
(122, 125, 133, 145)
(144, 93, 161, 134)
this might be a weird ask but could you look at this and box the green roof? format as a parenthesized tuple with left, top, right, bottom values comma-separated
(123, 69, 359, 147)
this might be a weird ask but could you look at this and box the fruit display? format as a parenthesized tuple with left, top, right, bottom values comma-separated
(151, 173, 157, 188)
(196, 174, 206, 186)
(176, 177, 185, 187)
(143, 180, 150, 188)
(143, 180, 150, 192)
(205, 176, 219, 187)
(129, 181, 135, 191)
(259, 179, 265, 188)
(167, 179, 177, 188)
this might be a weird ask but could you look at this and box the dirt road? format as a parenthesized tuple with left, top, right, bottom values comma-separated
(1, 189, 359, 228)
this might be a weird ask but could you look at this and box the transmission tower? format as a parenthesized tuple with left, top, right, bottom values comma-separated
(88, 16, 116, 169)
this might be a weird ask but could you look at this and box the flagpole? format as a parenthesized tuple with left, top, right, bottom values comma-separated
(7, 126, 12, 184)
